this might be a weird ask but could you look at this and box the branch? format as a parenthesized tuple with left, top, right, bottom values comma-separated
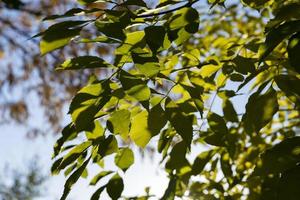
(136, 0, 200, 18)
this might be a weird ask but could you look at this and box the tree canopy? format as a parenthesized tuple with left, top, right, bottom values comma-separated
(36, 0, 300, 199)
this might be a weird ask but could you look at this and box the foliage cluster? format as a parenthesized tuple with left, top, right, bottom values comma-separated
(38, 0, 300, 199)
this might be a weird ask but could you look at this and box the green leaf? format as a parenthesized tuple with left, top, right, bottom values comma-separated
(160, 175, 177, 200)
(43, 8, 87, 21)
(95, 11, 130, 41)
(287, 32, 300, 74)
(57, 141, 92, 171)
(220, 153, 233, 181)
(97, 135, 118, 157)
(119, 70, 151, 102)
(277, 166, 300, 200)
(207, 112, 229, 135)
(243, 87, 278, 134)
(57, 56, 113, 70)
(95, 21, 126, 41)
(91, 186, 106, 200)
(39, 21, 87, 55)
(90, 171, 113, 185)
(253, 137, 300, 176)
(107, 109, 131, 140)
(230, 73, 244, 82)
(145, 26, 167, 53)
(132, 51, 160, 77)
(129, 105, 166, 148)
(60, 157, 90, 200)
(114, 148, 134, 172)
(168, 7, 199, 31)
(165, 99, 194, 147)
(69, 81, 111, 131)
(222, 100, 239, 123)
(241, 0, 270, 8)
(85, 121, 104, 140)
(274, 75, 300, 105)
(116, 31, 145, 54)
(192, 150, 213, 175)
(122, 0, 147, 7)
(129, 110, 152, 148)
(53, 123, 78, 158)
(232, 55, 255, 75)
(259, 20, 300, 62)
(148, 103, 168, 134)
(106, 173, 124, 200)
(165, 141, 189, 170)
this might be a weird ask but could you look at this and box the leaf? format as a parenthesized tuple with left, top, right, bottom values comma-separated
(97, 135, 118, 157)
(90, 171, 113, 185)
(57, 141, 92, 171)
(220, 153, 233, 181)
(69, 81, 111, 131)
(274, 75, 300, 105)
(148, 103, 168, 135)
(259, 20, 300, 62)
(204, 112, 229, 147)
(85, 121, 104, 140)
(122, 0, 147, 7)
(230, 73, 244, 82)
(207, 112, 229, 135)
(115, 31, 145, 54)
(168, 7, 199, 32)
(129, 110, 152, 148)
(160, 175, 177, 200)
(131, 51, 161, 77)
(43, 8, 87, 20)
(95, 11, 130, 40)
(222, 100, 239, 122)
(165, 141, 188, 170)
(91, 186, 106, 200)
(106, 173, 124, 200)
(241, 0, 270, 8)
(114, 148, 134, 172)
(107, 109, 131, 140)
(232, 55, 255, 75)
(57, 56, 113, 70)
(252, 137, 300, 176)
(119, 70, 151, 102)
(95, 21, 125, 41)
(158, 128, 174, 155)
(60, 157, 90, 200)
(165, 99, 194, 147)
(145, 26, 167, 53)
(39, 21, 87, 55)
(287, 32, 300, 74)
(53, 123, 78, 158)
(192, 150, 213, 175)
(243, 87, 278, 134)
(277, 166, 300, 200)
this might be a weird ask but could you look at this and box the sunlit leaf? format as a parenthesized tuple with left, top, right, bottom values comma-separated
(115, 147, 134, 172)
(107, 109, 131, 140)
